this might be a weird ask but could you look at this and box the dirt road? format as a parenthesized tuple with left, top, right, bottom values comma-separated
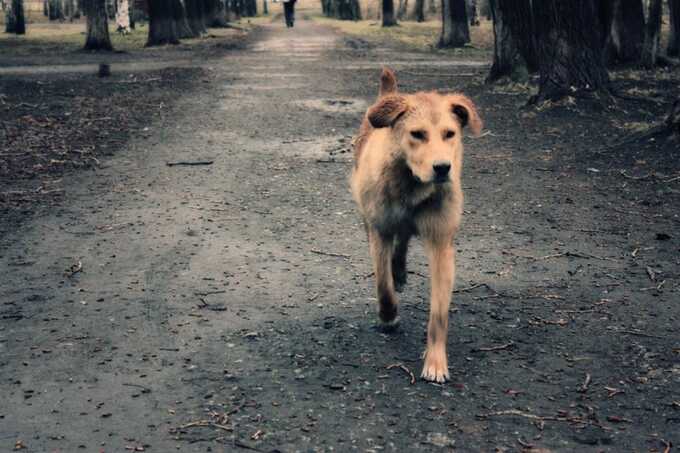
(1, 20, 678, 452)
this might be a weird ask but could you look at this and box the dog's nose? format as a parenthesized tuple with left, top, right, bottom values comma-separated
(433, 162, 451, 179)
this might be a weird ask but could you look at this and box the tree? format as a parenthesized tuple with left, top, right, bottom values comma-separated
(116, 0, 131, 32)
(382, 0, 397, 26)
(487, 0, 533, 82)
(5, 0, 26, 34)
(147, 0, 181, 45)
(48, 0, 64, 19)
(438, 0, 469, 48)
(397, 0, 408, 20)
(667, 0, 680, 57)
(185, 0, 207, 36)
(641, 0, 662, 68)
(413, 0, 425, 22)
(608, 0, 644, 64)
(531, 0, 609, 103)
(323, 0, 361, 20)
(84, 0, 113, 50)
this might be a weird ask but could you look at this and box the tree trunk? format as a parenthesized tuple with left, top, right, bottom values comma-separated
(210, 0, 230, 25)
(468, 0, 478, 25)
(438, 0, 469, 48)
(263, 0, 267, 14)
(115, 0, 131, 32)
(49, 0, 64, 19)
(608, 0, 644, 64)
(667, 0, 680, 57)
(487, 0, 528, 82)
(641, 0, 662, 68)
(185, 0, 207, 36)
(382, 0, 397, 26)
(84, 0, 113, 50)
(413, 0, 424, 21)
(397, 0, 408, 19)
(428, 0, 436, 14)
(532, 0, 609, 103)
(147, 0, 181, 45)
(666, 100, 680, 135)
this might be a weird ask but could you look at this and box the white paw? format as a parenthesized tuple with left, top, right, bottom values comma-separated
(421, 350, 449, 383)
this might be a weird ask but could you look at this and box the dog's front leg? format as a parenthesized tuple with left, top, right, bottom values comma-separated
(368, 229, 399, 329)
(421, 240, 454, 383)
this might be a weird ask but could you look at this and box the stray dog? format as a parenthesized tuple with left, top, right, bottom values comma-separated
(350, 67, 482, 383)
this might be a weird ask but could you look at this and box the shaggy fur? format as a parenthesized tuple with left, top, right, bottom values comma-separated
(350, 67, 482, 383)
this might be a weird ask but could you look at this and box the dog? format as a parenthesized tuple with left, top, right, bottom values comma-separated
(350, 67, 482, 383)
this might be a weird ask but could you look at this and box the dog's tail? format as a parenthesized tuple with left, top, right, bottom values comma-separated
(379, 66, 398, 97)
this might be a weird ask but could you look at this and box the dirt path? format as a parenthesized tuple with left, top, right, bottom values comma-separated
(1, 20, 678, 452)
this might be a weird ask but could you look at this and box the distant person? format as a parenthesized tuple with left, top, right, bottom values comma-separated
(283, 0, 296, 28)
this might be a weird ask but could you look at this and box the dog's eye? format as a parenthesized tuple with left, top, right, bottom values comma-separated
(410, 130, 427, 141)
(444, 130, 456, 140)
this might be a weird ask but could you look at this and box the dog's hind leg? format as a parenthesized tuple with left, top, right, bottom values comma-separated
(368, 229, 399, 330)
(421, 240, 455, 383)
(391, 232, 411, 293)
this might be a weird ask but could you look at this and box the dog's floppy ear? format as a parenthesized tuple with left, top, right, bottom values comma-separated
(448, 94, 482, 136)
(368, 95, 409, 129)
(379, 66, 398, 96)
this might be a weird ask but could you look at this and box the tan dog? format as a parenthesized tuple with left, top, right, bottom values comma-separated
(350, 67, 482, 383)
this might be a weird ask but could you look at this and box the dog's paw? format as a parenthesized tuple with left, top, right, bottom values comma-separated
(374, 316, 400, 333)
(421, 350, 449, 383)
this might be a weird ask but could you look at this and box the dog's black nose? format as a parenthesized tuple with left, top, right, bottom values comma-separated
(433, 162, 451, 179)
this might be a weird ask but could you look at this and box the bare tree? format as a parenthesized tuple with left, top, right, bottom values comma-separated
(413, 0, 425, 21)
(641, 0, 662, 68)
(382, 0, 397, 26)
(147, 0, 181, 45)
(668, 0, 680, 57)
(115, 0, 131, 32)
(607, 0, 644, 64)
(531, 0, 609, 103)
(397, 0, 408, 20)
(84, 0, 113, 50)
(5, 0, 26, 34)
(487, 0, 532, 82)
(438, 0, 469, 48)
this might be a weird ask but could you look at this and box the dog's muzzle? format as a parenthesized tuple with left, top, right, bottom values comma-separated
(433, 162, 451, 184)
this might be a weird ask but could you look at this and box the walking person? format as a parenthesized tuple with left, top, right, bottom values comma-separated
(283, 0, 296, 27)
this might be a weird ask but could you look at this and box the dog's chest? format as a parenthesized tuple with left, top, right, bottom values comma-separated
(375, 187, 446, 237)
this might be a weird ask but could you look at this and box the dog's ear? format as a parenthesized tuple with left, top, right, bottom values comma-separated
(379, 66, 398, 97)
(368, 95, 409, 129)
(448, 94, 482, 136)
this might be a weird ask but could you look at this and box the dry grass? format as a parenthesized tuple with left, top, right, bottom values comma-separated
(312, 16, 493, 55)
(0, 20, 254, 57)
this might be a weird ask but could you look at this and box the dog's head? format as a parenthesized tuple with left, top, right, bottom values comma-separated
(367, 69, 482, 184)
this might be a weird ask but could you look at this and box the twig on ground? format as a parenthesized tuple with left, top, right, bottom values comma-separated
(122, 383, 152, 393)
(476, 409, 562, 422)
(311, 249, 351, 259)
(386, 362, 416, 385)
(474, 342, 514, 352)
(175, 420, 232, 431)
(166, 161, 214, 167)
(454, 282, 490, 293)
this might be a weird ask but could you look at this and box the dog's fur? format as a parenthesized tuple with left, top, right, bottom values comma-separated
(350, 67, 482, 383)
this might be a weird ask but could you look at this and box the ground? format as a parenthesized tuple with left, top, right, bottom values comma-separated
(1, 15, 680, 453)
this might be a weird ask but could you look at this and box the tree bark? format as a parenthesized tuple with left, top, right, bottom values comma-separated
(185, 0, 207, 36)
(438, 0, 469, 48)
(48, 0, 64, 19)
(668, 0, 680, 57)
(382, 0, 397, 26)
(468, 0, 478, 25)
(413, 0, 424, 21)
(147, 0, 181, 45)
(397, 0, 408, 20)
(84, 0, 113, 50)
(115, 0, 131, 32)
(487, 0, 528, 82)
(6, 0, 26, 33)
(532, 0, 609, 103)
(641, 0, 662, 68)
(666, 100, 680, 135)
(607, 0, 644, 64)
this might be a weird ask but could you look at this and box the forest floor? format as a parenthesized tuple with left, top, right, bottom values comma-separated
(1, 18, 680, 453)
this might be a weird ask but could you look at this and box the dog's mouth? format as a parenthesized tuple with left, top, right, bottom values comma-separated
(433, 175, 450, 184)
